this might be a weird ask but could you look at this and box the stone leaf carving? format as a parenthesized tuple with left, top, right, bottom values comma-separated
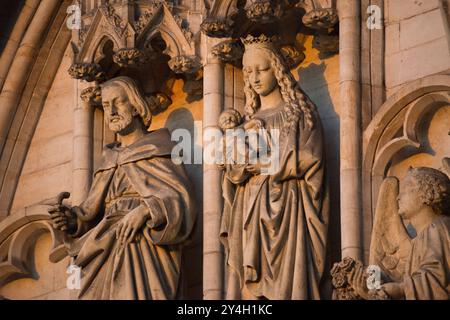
(200, 17, 234, 38)
(331, 257, 363, 300)
(100, 1, 127, 37)
(113, 48, 150, 67)
(80, 86, 102, 106)
(173, 14, 194, 43)
(78, 26, 87, 47)
(67, 62, 106, 82)
(245, 0, 278, 23)
(211, 40, 243, 62)
(168, 55, 202, 74)
(134, 2, 164, 35)
(302, 8, 338, 30)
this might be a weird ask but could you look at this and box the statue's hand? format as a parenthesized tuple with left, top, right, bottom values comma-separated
(48, 204, 77, 234)
(245, 162, 262, 174)
(116, 205, 149, 244)
(246, 159, 271, 175)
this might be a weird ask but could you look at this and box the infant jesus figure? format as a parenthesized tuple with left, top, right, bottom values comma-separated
(217, 109, 266, 172)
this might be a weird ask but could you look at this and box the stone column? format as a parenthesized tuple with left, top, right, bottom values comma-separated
(202, 37, 225, 300)
(338, 0, 363, 260)
(0, 0, 60, 153)
(72, 83, 97, 205)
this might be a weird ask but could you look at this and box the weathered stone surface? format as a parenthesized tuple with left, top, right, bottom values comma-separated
(0, 0, 449, 301)
(334, 168, 450, 300)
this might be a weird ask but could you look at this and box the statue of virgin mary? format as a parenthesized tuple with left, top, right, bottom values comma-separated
(220, 34, 330, 300)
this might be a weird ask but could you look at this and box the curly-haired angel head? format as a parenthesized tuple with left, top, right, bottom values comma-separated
(100, 76, 152, 132)
(241, 36, 316, 130)
(399, 167, 450, 218)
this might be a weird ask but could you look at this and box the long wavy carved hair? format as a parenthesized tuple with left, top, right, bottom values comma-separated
(243, 47, 316, 131)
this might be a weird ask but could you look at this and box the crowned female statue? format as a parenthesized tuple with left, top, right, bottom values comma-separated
(219, 34, 330, 299)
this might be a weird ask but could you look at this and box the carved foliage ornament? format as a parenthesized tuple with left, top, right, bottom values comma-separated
(200, 17, 234, 38)
(244, 0, 280, 23)
(302, 8, 338, 30)
(68, 63, 105, 82)
(134, 1, 164, 35)
(80, 86, 102, 105)
(331, 257, 390, 300)
(100, 1, 127, 37)
(168, 55, 201, 74)
(211, 40, 244, 62)
(331, 257, 361, 300)
(113, 48, 150, 67)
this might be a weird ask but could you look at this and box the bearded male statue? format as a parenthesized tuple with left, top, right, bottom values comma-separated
(48, 76, 196, 300)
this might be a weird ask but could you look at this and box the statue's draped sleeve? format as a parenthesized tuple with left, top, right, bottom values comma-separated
(403, 216, 450, 300)
(70, 130, 196, 246)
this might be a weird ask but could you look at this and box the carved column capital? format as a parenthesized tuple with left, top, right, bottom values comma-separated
(68, 63, 105, 82)
(200, 17, 234, 38)
(302, 8, 338, 30)
(113, 48, 150, 67)
(80, 86, 102, 106)
(168, 55, 202, 74)
(244, 0, 279, 23)
(211, 40, 243, 63)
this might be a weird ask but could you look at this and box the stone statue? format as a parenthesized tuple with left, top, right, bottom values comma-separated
(220, 34, 329, 299)
(48, 76, 196, 300)
(338, 166, 450, 300)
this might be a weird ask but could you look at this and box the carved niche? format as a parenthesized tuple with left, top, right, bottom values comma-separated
(363, 74, 450, 220)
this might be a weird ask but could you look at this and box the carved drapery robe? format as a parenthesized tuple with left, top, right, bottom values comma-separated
(403, 216, 450, 300)
(69, 129, 196, 300)
(220, 104, 329, 300)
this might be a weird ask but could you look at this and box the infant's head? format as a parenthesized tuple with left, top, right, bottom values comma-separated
(219, 109, 243, 131)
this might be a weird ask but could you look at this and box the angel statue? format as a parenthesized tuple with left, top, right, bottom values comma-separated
(336, 165, 450, 300)
(220, 34, 329, 300)
(47, 76, 196, 299)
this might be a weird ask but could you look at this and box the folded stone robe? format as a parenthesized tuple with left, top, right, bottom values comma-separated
(69, 128, 196, 300)
(403, 215, 450, 300)
(220, 104, 330, 300)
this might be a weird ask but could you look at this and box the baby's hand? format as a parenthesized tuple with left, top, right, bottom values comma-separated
(244, 118, 265, 131)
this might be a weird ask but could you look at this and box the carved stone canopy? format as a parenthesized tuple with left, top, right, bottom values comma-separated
(67, 1, 205, 115)
(69, 1, 197, 82)
(200, 0, 339, 65)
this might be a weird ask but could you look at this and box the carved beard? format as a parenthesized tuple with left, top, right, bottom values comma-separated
(108, 111, 134, 133)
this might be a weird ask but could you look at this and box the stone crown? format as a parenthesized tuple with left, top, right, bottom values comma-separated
(241, 34, 278, 50)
